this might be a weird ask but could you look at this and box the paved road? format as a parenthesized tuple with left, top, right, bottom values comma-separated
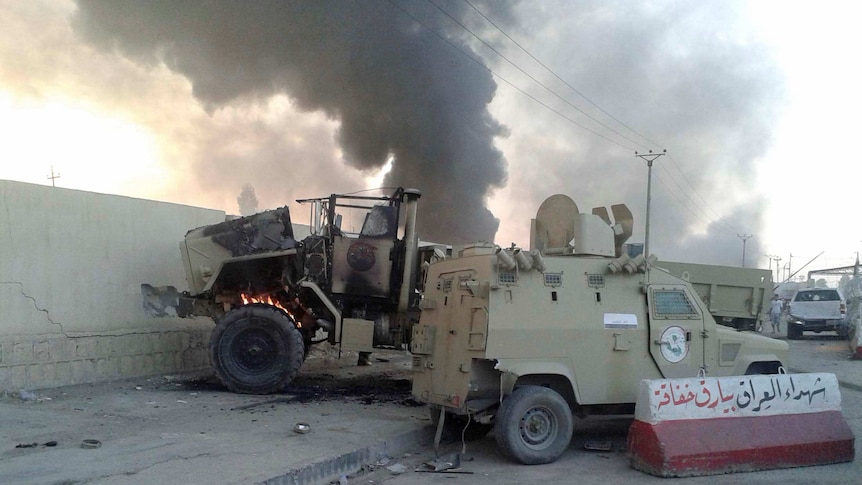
(2, 334, 857, 484)
(354, 334, 862, 485)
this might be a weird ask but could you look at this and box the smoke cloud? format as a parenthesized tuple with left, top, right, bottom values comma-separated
(73, 0, 508, 244)
(67, 0, 783, 264)
(486, 0, 781, 265)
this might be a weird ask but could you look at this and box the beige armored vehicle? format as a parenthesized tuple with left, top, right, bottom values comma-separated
(144, 188, 424, 394)
(410, 194, 788, 465)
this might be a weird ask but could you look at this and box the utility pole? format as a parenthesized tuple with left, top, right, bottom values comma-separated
(47, 166, 61, 187)
(788, 253, 793, 281)
(635, 149, 666, 258)
(738, 234, 753, 267)
(765, 254, 776, 278)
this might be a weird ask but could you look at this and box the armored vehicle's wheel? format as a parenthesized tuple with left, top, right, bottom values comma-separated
(494, 385, 573, 465)
(209, 304, 304, 394)
(429, 406, 493, 442)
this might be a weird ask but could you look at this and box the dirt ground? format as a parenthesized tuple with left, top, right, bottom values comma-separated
(0, 345, 430, 485)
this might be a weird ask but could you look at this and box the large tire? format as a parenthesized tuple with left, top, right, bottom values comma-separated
(494, 386, 573, 465)
(429, 405, 493, 442)
(209, 304, 304, 394)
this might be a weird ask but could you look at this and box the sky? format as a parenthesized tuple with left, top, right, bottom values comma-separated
(1, 0, 860, 280)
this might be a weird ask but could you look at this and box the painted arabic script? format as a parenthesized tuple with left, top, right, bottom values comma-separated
(643, 373, 839, 420)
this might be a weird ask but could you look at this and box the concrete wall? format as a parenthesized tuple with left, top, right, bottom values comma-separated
(0, 180, 226, 392)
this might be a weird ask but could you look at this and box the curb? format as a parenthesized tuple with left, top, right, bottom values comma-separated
(258, 425, 434, 485)
(788, 368, 862, 394)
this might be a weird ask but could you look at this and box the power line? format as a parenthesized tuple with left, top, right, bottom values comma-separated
(665, 153, 741, 233)
(456, 0, 768, 238)
(461, 0, 664, 151)
(455, 1, 744, 234)
(654, 162, 744, 235)
(427, 0, 653, 151)
(386, 0, 639, 151)
(394, 0, 753, 239)
(651, 171, 742, 237)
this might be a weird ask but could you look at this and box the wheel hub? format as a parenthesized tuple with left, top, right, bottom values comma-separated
(233, 328, 277, 371)
(520, 406, 557, 449)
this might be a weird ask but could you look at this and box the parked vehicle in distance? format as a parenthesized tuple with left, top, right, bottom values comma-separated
(657, 261, 771, 331)
(787, 287, 848, 339)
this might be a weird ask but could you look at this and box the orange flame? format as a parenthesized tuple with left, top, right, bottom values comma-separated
(239, 293, 301, 327)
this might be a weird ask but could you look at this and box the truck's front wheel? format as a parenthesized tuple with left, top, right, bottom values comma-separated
(494, 386, 573, 465)
(209, 304, 304, 394)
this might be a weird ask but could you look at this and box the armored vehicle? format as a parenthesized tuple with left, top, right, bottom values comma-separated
(144, 188, 423, 394)
(410, 194, 788, 465)
(657, 261, 772, 331)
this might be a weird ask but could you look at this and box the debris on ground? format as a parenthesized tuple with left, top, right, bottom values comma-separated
(584, 440, 614, 452)
(422, 452, 461, 472)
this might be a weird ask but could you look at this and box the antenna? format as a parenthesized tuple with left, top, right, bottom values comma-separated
(47, 166, 61, 187)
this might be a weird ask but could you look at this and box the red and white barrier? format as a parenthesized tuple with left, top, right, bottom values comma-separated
(627, 373, 855, 477)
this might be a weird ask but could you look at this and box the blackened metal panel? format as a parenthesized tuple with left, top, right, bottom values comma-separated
(331, 236, 394, 297)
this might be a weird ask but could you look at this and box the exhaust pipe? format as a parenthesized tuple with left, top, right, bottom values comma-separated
(531, 250, 547, 273)
(514, 249, 533, 271)
(398, 189, 422, 313)
(495, 246, 517, 270)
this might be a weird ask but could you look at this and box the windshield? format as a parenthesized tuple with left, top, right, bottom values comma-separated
(793, 290, 840, 302)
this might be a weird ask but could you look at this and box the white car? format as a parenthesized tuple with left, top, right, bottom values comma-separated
(787, 287, 848, 339)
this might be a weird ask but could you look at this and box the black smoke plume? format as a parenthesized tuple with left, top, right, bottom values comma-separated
(73, 0, 508, 244)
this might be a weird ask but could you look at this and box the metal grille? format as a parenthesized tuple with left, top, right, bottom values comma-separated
(498, 271, 517, 285)
(652, 289, 699, 318)
(587, 274, 604, 288)
(544, 273, 562, 287)
(440, 278, 453, 292)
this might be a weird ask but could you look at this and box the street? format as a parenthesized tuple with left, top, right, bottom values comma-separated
(352, 334, 861, 485)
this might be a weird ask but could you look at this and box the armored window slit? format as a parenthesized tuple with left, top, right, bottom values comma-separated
(587, 274, 604, 288)
(544, 273, 562, 287)
(498, 271, 517, 286)
(651, 289, 699, 318)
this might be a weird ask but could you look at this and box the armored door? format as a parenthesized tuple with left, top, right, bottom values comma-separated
(647, 284, 707, 378)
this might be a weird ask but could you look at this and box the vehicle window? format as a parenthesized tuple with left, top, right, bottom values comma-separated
(793, 290, 840, 302)
(359, 205, 396, 238)
(651, 289, 699, 318)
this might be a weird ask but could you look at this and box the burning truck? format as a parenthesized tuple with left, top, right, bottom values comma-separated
(143, 188, 424, 394)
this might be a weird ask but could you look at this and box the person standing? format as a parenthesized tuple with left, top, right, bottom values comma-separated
(769, 294, 783, 333)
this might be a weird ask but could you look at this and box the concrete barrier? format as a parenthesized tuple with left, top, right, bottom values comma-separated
(627, 373, 855, 477)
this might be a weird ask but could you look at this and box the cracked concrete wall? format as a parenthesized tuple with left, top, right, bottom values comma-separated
(0, 180, 226, 391)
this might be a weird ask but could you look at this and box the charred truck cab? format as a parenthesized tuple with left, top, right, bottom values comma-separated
(146, 188, 422, 394)
(410, 194, 787, 465)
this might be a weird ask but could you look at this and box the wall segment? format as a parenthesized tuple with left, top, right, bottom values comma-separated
(0, 180, 225, 391)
